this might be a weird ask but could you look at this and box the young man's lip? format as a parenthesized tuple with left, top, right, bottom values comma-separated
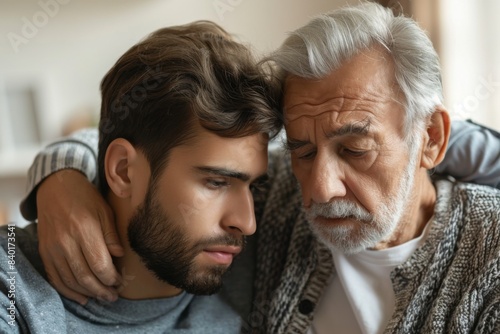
(203, 245, 242, 255)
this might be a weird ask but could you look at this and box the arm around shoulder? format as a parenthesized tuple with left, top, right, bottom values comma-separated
(20, 127, 99, 221)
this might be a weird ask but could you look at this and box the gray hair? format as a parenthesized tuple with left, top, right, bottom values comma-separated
(266, 1, 443, 138)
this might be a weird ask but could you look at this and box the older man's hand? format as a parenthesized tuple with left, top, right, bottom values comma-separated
(36, 169, 124, 304)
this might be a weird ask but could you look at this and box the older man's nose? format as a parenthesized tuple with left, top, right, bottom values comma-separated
(305, 155, 347, 206)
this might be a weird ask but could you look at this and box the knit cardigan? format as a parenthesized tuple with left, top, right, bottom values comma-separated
(248, 152, 500, 333)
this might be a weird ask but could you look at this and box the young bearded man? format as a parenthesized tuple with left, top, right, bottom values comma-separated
(0, 21, 281, 333)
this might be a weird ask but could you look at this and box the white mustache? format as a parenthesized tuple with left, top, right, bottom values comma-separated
(306, 200, 373, 222)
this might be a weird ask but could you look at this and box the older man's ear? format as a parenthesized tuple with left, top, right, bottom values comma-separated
(420, 107, 451, 169)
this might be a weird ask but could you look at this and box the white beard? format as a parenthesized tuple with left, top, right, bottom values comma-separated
(305, 142, 420, 254)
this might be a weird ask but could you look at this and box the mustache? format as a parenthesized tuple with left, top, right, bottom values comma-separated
(306, 200, 373, 223)
(195, 234, 245, 250)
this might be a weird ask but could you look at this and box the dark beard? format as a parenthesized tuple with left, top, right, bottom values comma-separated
(127, 185, 243, 295)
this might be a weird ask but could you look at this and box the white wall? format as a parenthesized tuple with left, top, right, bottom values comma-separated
(439, 0, 500, 131)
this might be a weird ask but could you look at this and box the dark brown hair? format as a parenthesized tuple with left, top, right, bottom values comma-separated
(98, 21, 282, 194)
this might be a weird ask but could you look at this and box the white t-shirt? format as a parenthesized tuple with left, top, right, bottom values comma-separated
(309, 219, 433, 334)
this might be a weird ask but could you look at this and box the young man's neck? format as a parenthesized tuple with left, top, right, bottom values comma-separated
(113, 250, 183, 300)
(108, 194, 183, 300)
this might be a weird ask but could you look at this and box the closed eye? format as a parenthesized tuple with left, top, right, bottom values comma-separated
(342, 148, 367, 158)
(296, 149, 317, 160)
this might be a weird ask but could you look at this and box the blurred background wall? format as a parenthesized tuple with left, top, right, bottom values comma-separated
(0, 0, 499, 225)
(386, 0, 500, 131)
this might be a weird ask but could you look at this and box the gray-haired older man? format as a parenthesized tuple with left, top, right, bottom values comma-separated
(254, 2, 500, 333)
(17, 2, 500, 334)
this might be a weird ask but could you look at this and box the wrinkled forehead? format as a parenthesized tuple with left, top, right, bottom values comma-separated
(284, 92, 390, 122)
(282, 84, 406, 141)
(283, 78, 403, 135)
(282, 47, 403, 125)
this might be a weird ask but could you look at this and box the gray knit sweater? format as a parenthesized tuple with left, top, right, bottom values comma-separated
(250, 153, 500, 333)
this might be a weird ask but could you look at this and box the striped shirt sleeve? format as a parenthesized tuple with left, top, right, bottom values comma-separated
(20, 128, 99, 221)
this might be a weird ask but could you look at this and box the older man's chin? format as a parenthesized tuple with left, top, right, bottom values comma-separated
(308, 218, 394, 255)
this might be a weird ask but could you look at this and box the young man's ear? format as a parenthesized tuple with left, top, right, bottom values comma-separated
(105, 139, 138, 198)
(420, 106, 451, 169)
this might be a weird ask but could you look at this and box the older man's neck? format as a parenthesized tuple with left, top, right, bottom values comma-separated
(373, 171, 436, 250)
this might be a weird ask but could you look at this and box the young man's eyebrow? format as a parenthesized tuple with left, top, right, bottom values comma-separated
(195, 166, 251, 182)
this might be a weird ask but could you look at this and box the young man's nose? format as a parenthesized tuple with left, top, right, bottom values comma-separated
(222, 190, 257, 236)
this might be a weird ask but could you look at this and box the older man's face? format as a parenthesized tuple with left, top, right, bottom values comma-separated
(284, 47, 421, 254)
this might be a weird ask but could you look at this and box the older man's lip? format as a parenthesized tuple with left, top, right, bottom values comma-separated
(314, 215, 357, 225)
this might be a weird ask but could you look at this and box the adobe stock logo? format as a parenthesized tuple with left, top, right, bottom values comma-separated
(451, 75, 500, 119)
(213, 0, 244, 21)
(6, 0, 72, 54)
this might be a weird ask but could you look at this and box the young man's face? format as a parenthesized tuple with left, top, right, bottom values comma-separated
(128, 126, 269, 294)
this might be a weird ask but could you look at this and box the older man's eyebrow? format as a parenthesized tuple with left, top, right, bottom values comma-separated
(285, 138, 310, 152)
(325, 120, 371, 138)
(285, 120, 372, 151)
(195, 166, 251, 182)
